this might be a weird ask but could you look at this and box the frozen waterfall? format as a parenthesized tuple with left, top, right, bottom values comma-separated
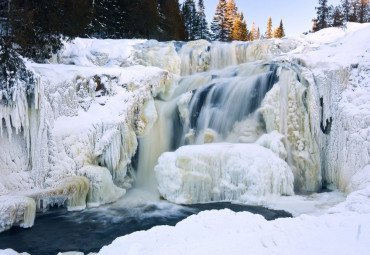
(136, 57, 321, 203)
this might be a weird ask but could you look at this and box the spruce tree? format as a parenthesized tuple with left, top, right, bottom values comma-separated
(331, 6, 344, 26)
(358, 0, 369, 23)
(198, 0, 210, 40)
(226, 0, 238, 39)
(230, 12, 248, 41)
(315, 0, 330, 30)
(85, 0, 110, 38)
(182, 0, 199, 40)
(265, 17, 273, 39)
(249, 21, 257, 41)
(274, 19, 285, 38)
(256, 27, 260, 40)
(341, 0, 351, 22)
(158, 0, 187, 41)
(349, 0, 358, 22)
(211, 0, 230, 41)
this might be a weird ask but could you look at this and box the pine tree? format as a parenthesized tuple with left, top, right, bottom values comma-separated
(211, 0, 230, 41)
(265, 17, 273, 39)
(315, 0, 330, 30)
(230, 12, 248, 41)
(197, 0, 210, 40)
(331, 6, 344, 26)
(182, 0, 199, 40)
(256, 27, 260, 40)
(85, 0, 110, 38)
(341, 0, 351, 22)
(122, 0, 160, 39)
(106, 0, 126, 38)
(358, 0, 369, 23)
(226, 0, 238, 39)
(349, 0, 358, 21)
(274, 19, 285, 38)
(249, 21, 257, 41)
(158, 0, 187, 41)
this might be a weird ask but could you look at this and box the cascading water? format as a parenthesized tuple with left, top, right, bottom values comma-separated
(134, 58, 300, 200)
(131, 39, 322, 204)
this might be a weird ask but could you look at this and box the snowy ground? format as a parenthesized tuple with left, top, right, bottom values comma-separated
(1, 23, 370, 254)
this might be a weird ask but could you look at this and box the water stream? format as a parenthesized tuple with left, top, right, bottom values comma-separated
(0, 200, 291, 255)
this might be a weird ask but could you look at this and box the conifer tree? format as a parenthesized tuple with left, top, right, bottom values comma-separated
(197, 0, 210, 40)
(349, 0, 358, 22)
(211, 0, 230, 41)
(358, 0, 369, 23)
(122, 0, 160, 39)
(315, 0, 330, 30)
(85, 0, 110, 38)
(226, 0, 238, 39)
(230, 12, 248, 41)
(158, 0, 187, 41)
(265, 17, 273, 39)
(249, 21, 257, 41)
(274, 19, 285, 38)
(341, 0, 351, 22)
(182, 0, 199, 40)
(331, 6, 344, 26)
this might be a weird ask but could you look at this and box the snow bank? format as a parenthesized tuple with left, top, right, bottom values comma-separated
(0, 249, 30, 255)
(98, 209, 370, 255)
(155, 143, 294, 204)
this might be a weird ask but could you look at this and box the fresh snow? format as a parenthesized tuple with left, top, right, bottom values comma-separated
(97, 209, 370, 255)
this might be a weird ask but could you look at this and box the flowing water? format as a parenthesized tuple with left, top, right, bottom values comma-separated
(0, 201, 291, 255)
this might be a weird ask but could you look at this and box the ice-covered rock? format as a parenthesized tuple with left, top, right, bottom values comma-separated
(155, 143, 294, 204)
(260, 66, 322, 192)
(78, 166, 125, 207)
(0, 196, 35, 232)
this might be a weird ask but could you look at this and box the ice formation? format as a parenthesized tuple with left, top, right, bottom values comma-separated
(155, 143, 294, 204)
(0, 196, 35, 232)
(1, 23, 370, 236)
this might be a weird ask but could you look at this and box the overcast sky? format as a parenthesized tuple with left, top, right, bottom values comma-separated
(180, 0, 342, 35)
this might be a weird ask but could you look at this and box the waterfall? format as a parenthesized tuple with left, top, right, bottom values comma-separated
(135, 61, 282, 195)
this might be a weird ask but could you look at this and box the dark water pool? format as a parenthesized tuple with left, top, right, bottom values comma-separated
(0, 202, 291, 255)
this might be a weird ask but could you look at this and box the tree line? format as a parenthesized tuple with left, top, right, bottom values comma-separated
(183, 0, 285, 41)
(313, 0, 370, 31)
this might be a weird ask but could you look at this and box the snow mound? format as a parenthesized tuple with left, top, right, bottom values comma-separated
(97, 209, 370, 255)
(155, 143, 294, 204)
